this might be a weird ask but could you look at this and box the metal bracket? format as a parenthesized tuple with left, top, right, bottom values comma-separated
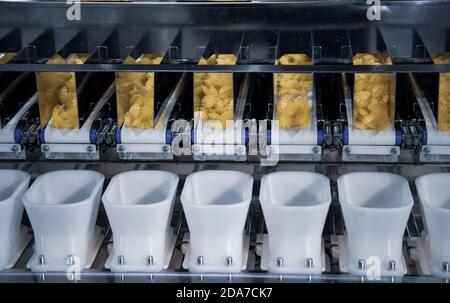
(116, 143, 173, 160)
(265, 145, 322, 162)
(342, 145, 399, 162)
(0, 143, 26, 159)
(419, 145, 450, 162)
(192, 144, 246, 161)
(41, 143, 99, 160)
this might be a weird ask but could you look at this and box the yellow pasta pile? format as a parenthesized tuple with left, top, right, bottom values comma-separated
(116, 54, 163, 129)
(274, 54, 313, 128)
(352, 52, 395, 130)
(36, 53, 88, 129)
(194, 54, 236, 129)
(432, 52, 450, 131)
(0, 52, 15, 64)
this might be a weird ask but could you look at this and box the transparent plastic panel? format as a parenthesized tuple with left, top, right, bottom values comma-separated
(432, 52, 450, 131)
(273, 54, 313, 129)
(116, 54, 163, 129)
(194, 54, 236, 129)
(36, 53, 88, 129)
(352, 52, 396, 131)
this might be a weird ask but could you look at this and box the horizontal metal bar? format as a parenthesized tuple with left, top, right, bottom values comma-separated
(1, 63, 450, 73)
(1, 1, 448, 7)
(0, 270, 445, 283)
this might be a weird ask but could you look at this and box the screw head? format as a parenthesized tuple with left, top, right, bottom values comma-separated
(443, 261, 449, 273)
(117, 255, 125, 265)
(117, 145, 125, 152)
(276, 257, 283, 268)
(42, 145, 50, 152)
(390, 148, 398, 155)
(147, 256, 154, 266)
(344, 147, 351, 154)
(66, 255, 75, 266)
(358, 259, 365, 270)
(312, 147, 320, 154)
(197, 256, 204, 266)
(388, 260, 396, 271)
(11, 145, 19, 152)
(226, 256, 233, 267)
(423, 147, 431, 154)
(38, 255, 45, 266)
(87, 145, 94, 153)
(162, 145, 169, 153)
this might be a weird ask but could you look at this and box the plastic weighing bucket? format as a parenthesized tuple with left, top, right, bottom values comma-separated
(102, 170, 179, 272)
(259, 171, 331, 274)
(337, 172, 413, 277)
(416, 173, 450, 278)
(181, 170, 253, 273)
(0, 170, 30, 270)
(23, 170, 105, 272)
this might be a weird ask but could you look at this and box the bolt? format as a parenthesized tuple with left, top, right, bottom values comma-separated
(390, 148, 398, 155)
(117, 145, 125, 152)
(423, 147, 431, 154)
(86, 145, 94, 153)
(312, 147, 320, 154)
(38, 255, 45, 266)
(11, 145, 19, 152)
(276, 257, 283, 268)
(42, 145, 49, 152)
(344, 147, 351, 154)
(118, 255, 125, 265)
(358, 259, 365, 270)
(388, 260, 396, 271)
(226, 256, 233, 267)
(66, 255, 75, 266)
(443, 261, 449, 273)
(306, 258, 314, 268)
(197, 256, 204, 266)
(147, 256, 154, 266)
(162, 145, 169, 153)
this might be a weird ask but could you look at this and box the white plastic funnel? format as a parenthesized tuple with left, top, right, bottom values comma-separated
(23, 170, 105, 272)
(102, 170, 179, 272)
(260, 171, 331, 274)
(338, 172, 413, 277)
(0, 170, 30, 270)
(416, 173, 450, 278)
(181, 170, 253, 273)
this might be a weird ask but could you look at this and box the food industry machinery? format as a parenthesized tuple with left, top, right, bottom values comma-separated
(0, 0, 450, 283)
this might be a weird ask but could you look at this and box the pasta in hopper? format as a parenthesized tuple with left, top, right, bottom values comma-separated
(274, 54, 313, 129)
(36, 53, 89, 129)
(352, 52, 396, 131)
(0, 52, 15, 64)
(116, 54, 163, 129)
(194, 54, 236, 129)
(432, 52, 450, 131)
